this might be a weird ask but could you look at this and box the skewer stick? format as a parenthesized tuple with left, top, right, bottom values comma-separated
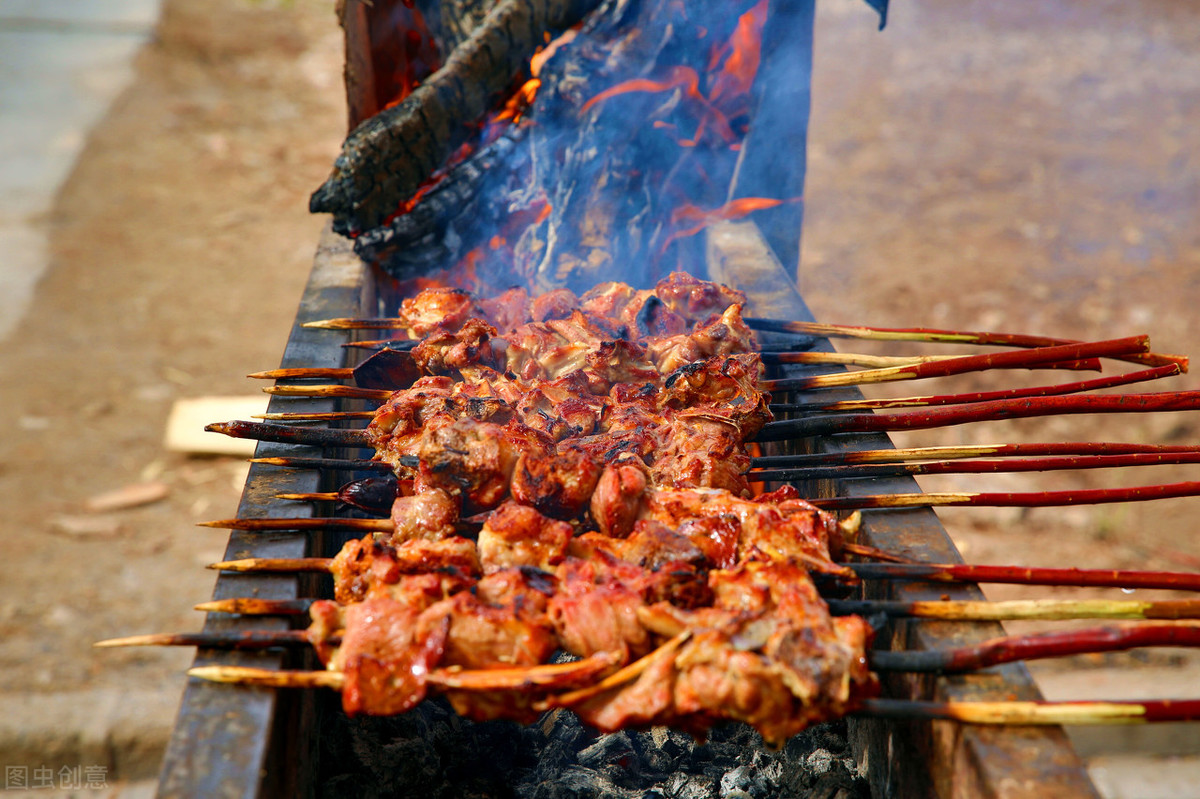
(205, 421, 370, 448)
(304, 317, 411, 330)
(209, 557, 333, 572)
(95, 630, 315, 650)
(188, 665, 346, 690)
(262, 385, 392, 400)
(195, 598, 315, 615)
(772, 364, 1181, 413)
(256, 411, 376, 421)
(855, 697, 1200, 725)
(181, 669, 1200, 725)
(747, 318, 1187, 370)
(811, 481, 1200, 511)
(871, 624, 1200, 673)
(751, 451, 1200, 483)
(249, 367, 354, 380)
(756, 390, 1200, 440)
(248, 364, 1181, 423)
(198, 517, 393, 533)
(848, 561, 1200, 592)
(751, 442, 1200, 469)
(187, 652, 621, 693)
(251, 456, 391, 472)
(104, 622, 1200, 678)
(827, 597, 1200, 621)
(762, 352, 960, 368)
(761, 336, 1148, 392)
(841, 542, 916, 563)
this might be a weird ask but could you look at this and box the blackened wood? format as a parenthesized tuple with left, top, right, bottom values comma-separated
(706, 220, 1099, 799)
(312, 0, 603, 235)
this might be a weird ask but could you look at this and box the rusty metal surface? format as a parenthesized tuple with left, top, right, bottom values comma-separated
(155, 227, 370, 799)
(707, 221, 1100, 799)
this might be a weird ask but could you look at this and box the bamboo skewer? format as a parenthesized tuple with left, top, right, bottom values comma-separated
(256, 410, 376, 422)
(243, 364, 1183, 423)
(188, 665, 345, 690)
(750, 451, 1200, 483)
(277, 338, 1140, 399)
(177, 665, 1200, 725)
(848, 561, 1200, 592)
(871, 624, 1200, 673)
(205, 421, 369, 448)
(756, 390, 1200, 441)
(771, 364, 1182, 413)
(198, 517, 393, 533)
(186, 651, 621, 693)
(251, 456, 391, 472)
(810, 481, 1200, 511)
(98, 623, 1200, 677)
(94, 630, 315, 650)
(209, 557, 333, 573)
(826, 597, 1200, 621)
(752, 442, 1200, 469)
(194, 598, 316, 615)
(761, 336, 1148, 392)
(746, 318, 1187, 370)
(263, 385, 393, 400)
(247, 444, 1200, 476)
(202, 554, 1200, 596)
(855, 697, 1200, 726)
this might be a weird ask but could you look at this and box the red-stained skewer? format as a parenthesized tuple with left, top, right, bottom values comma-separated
(746, 318, 1186, 370)
(750, 450, 1200, 483)
(847, 561, 1200, 592)
(811, 481, 1200, 511)
(756, 390, 1200, 440)
(772, 363, 1181, 413)
(761, 335, 1149, 391)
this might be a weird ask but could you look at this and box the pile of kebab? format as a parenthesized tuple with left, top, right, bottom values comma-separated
(104, 272, 1200, 740)
(221, 272, 882, 743)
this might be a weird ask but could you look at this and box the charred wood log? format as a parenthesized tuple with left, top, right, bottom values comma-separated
(353, 126, 528, 278)
(313, 0, 604, 235)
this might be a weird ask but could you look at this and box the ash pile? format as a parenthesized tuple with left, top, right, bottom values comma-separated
(318, 695, 867, 798)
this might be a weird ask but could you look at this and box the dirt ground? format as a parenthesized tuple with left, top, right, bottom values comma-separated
(2, 0, 1199, 787)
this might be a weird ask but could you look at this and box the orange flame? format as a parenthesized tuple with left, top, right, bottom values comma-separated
(660, 196, 793, 252)
(581, 65, 704, 113)
(581, 0, 766, 151)
(707, 0, 767, 106)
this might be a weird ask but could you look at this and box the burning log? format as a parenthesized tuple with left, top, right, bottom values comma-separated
(311, 0, 603, 235)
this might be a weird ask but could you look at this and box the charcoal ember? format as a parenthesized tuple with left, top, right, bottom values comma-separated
(319, 687, 868, 799)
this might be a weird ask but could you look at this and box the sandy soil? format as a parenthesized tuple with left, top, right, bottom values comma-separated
(2, 0, 1199, 781)
(0, 0, 344, 702)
